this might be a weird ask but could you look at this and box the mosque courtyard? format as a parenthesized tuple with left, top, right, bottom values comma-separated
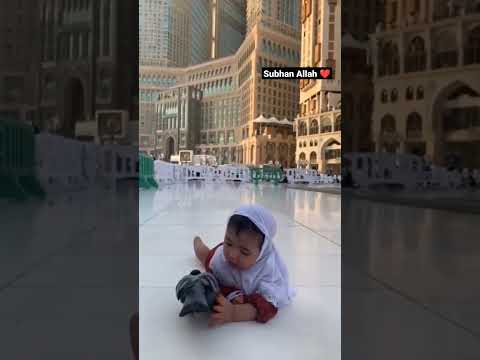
(139, 181, 341, 360)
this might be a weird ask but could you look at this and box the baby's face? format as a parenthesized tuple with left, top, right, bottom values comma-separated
(223, 226, 262, 270)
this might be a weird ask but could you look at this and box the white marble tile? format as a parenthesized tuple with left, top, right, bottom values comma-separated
(140, 286, 340, 360)
(140, 224, 340, 257)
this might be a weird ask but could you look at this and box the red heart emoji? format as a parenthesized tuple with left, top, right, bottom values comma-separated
(320, 69, 331, 79)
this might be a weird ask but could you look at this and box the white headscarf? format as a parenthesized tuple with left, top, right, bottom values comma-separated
(210, 204, 296, 308)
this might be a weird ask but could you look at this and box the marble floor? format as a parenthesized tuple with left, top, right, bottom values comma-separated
(4, 177, 476, 358)
(0, 181, 138, 359)
(139, 182, 341, 360)
(343, 195, 480, 359)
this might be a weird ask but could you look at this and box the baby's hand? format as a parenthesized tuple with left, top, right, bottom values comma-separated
(208, 294, 235, 327)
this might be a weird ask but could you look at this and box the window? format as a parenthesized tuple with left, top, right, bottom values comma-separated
(406, 112, 422, 139)
(416, 86, 424, 100)
(465, 26, 480, 65)
(405, 37, 426, 72)
(406, 86, 414, 100)
(390, 88, 398, 102)
(381, 89, 388, 103)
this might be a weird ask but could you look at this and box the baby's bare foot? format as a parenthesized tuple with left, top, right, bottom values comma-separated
(193, 236, 209, 265)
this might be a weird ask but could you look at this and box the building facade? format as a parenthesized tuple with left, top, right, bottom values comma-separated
(247, 0, 300, 34)
(140, 0, 301, 167)
(341, 34, 374, 154)
(370, 0, 480, 168)
(140, 0, 210, 67)
(210, 0, 247, 59)
(0, 0, 40, 123)
(156, 85, 203, 160)
(295, 0, 342, 173)
(37, 0, 138, 144)
(341, 0, 382, 154)
(139, 66, 184, 153)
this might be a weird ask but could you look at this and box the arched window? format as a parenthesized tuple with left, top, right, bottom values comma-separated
(405, 37, 426, 72)
(406, 112, 422, 139)
(323, 140, 341, 162)
(309, 152, 318, 166)
(465, 25, 480, 65)
(321, 116, 332, 133)
(390, 88, 398, 102)
(381, 89, 388, 103)
(406, 86, 414, 100)
(381, 114, 396, 133)
(310, 119, 319, 134)
(416, 86, 424, 100)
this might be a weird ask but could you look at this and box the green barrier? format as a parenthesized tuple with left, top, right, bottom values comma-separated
(249, 165, 284, 185)
(139, 153, 158, 189)
(250, 167, 263, 184)
(0, 118, 44, 200)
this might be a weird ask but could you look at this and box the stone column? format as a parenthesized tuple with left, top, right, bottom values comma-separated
(399, 34, 405, 74)
(457, 21, 464, 66)
(425, 30, 432, 71)
(419, 0, 427, 23)
(396, 0, 402, 28)
(428, 0, 434, 23)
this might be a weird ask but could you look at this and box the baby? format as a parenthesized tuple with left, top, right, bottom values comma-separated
(193, 204, 295, 327)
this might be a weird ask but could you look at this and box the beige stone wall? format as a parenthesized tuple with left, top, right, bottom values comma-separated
(298, 0, 342, 172)
(370, 1, 480, 166)
(295, 109, 341, 172)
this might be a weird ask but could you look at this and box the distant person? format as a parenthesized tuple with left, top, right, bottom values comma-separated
(193, 205, 295, 327)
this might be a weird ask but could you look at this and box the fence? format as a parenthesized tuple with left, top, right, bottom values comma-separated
(0, 118, 44, 200)
(345, 152, 480, 190)
(139, 153, 158, 189)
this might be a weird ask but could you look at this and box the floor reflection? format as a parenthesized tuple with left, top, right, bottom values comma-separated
(343, 194, 480, 339)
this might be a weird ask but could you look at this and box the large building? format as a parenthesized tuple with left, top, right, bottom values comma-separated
(0, 0, 40, 123)
(210, 0, 247, 59)
(36, 0, 138, 144)
(370, 0, 480, 168)
(246, 0, 300, 33)
(139, 0, 245, 67)
(139, 0, 210, 67)
(140, 0, 302, 166)
(295, 0, 341, 173)
(341, 0, 383, 154)
(139, 67, 183, 152)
